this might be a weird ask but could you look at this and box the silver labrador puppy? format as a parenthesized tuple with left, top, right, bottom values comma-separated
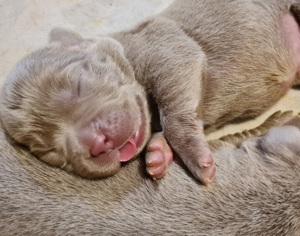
(1, 0, 300, 183)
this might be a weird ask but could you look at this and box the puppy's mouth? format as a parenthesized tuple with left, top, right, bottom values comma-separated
(75, 92, 150, 175)
(119, 124, 145, 162)
(89, 123, 145, 163)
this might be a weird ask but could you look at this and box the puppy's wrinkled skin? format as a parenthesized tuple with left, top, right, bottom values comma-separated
(1, 113, 300, 235)
(2, 1, 300, 183)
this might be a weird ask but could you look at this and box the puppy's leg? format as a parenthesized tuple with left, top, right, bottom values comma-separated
(148, 33, 214, 183)
(154, 57, 215, 183)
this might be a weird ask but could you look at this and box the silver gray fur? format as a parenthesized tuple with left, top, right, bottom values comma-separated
(1, 0, 300, 183)
(0, 112, 300, 235)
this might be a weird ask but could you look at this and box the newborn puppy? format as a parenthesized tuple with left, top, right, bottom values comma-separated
(0, 37, 152, 179)
(1, 0, 300, 183)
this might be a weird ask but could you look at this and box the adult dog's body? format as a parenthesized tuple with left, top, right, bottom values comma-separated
(1, 113, 300, 235)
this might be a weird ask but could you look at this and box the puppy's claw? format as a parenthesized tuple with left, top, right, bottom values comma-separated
(203, 164, 216, 184)
(201, 153, 214, 168)
(185, 152, 216, 184)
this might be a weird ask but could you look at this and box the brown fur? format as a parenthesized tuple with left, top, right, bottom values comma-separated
(0, 112, 300, 235)
(1, 0, 300, 183)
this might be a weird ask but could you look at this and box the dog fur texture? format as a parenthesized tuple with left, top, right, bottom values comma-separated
(1, 0, 300, 183)
(0, 112, 300, 235)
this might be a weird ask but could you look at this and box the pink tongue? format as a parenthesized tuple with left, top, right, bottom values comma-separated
(119, 140, 137, 162)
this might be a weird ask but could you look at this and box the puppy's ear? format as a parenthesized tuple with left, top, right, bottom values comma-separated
(49, 27, 84, 46)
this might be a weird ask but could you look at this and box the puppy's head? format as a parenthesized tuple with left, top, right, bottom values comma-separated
(0, 28, 151, 179)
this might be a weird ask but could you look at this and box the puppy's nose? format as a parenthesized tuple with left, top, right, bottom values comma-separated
(90, 134, 114, 156)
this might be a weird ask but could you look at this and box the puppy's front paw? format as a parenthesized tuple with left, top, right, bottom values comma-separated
(146, 132, 173, 180)
(164, 121, 216, 184)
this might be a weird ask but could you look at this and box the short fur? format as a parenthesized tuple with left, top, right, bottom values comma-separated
(0, 112, 300, 235)
(1, 0, 300, 182)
